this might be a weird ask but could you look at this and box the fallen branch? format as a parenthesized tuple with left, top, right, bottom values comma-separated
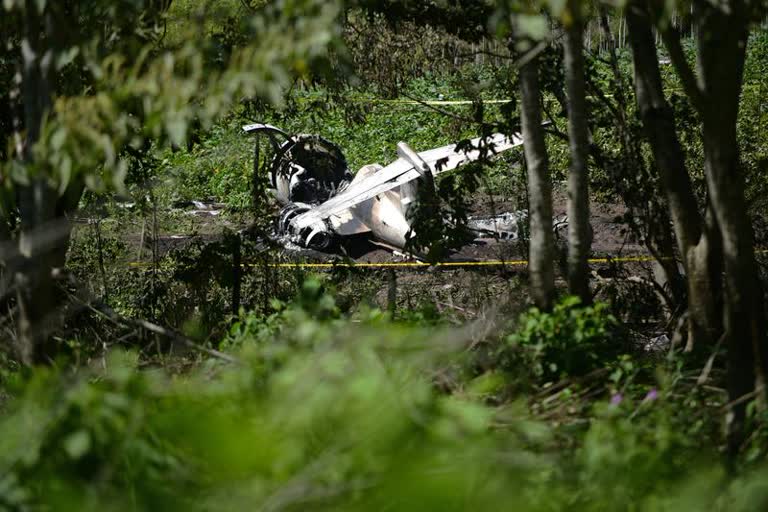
(68, 288, 240, 364)
(435, 301, 477, 317)
(125, 315, 240, 364)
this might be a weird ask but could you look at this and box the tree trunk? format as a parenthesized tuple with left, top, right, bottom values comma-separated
(695, 5, 767, 456)
(14, 1, 59, 365)
(563, 9, 592, 304)
(626, 5, 722, 348)
(519, 55, 555, 311)
(685, 205, 723, 351)
(599, 7, 686, 307)
(639, 0, 768, 455)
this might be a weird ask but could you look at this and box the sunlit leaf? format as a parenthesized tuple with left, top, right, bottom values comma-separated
(63, 430, 91, 460)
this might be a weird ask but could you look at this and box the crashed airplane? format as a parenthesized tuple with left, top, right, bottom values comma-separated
(243, 123, 527, 254)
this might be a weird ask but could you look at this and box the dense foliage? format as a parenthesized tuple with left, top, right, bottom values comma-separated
(2, 281, 768, 510)
(2, 0, 768, 510)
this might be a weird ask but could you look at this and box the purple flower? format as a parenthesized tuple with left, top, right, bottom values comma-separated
(644, 388, 659, 402)
(610, 393, 623, 406)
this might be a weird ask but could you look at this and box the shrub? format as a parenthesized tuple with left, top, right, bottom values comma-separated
(502, 296, 618, 382)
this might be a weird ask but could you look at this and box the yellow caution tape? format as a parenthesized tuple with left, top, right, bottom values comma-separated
(352, 99, 512, 105)
(254, 254, 658, 268)
(295, 84, 764, 107)
(126, 249, 768, 270)
(254, 259, 528, 268)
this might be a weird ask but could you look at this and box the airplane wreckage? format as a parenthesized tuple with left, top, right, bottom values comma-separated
(243, 123, 563, 256)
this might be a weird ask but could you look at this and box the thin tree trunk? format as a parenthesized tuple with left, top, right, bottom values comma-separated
(0, 218, 13, 322)
(232, 232, 241, 318)
(520, 55, 555, 310)
(387, 268, 397, 316)
(626, 4, 722, 348)
(14, 0, 58, 365)
(563, 8, 591, 304)
(597, 7, 685, 306)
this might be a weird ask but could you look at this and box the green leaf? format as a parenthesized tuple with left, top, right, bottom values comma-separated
(63, 430, 91, 460)
(516, 14, 549, 42)
(166, 117, 187, 148)
(57, 155, 72, 195)
(546, 0, 567, 18)
(50, 128, 66, 151)
(55, 47, 80, 70)
(2, 0, 21, 11)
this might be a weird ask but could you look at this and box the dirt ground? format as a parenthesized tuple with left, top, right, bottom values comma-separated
(343, 189, 643, 264)
(93, 187, 646, 267)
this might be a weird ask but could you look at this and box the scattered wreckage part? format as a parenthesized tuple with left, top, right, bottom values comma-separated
(553, 215, 569, 233)
(168, 199, 226, 217)
(468, 211, 528, 240)
(467, 211, 570, 241)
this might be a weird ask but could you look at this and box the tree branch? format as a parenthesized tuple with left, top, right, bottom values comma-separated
(659, 25, 705, 115)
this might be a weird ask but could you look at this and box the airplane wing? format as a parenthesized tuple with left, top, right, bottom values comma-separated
(290, 132, 523, 231)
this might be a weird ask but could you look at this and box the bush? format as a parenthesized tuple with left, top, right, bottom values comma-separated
(502, 296, 618, 382)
